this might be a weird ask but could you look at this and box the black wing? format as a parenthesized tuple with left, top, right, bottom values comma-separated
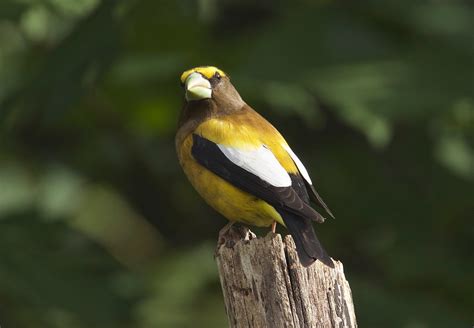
(305, 181, 335, 219)
(284, 149, 335, 219)
(191, 134, 325, 223)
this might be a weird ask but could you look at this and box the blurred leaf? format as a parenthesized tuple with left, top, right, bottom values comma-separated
(261, 80, 318, 122)
(0, 162, 35, 217)
(0, 1, 473, 327)
(0, 1, 29, 21)
(109, 54, 183, 85)
(435, 135, 474, 180)
(136, 243, 227, 328)
(0, 215, 136, 328)
(0, 0, 121, 128)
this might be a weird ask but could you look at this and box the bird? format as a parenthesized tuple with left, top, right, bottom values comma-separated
(175, 66, 335, 267)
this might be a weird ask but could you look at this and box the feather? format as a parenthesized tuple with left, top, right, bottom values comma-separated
(191, 134, 325, 223)
(218, 144, 291, 187)
(278, 209, 334, 267)
(283, 145, 335, 219)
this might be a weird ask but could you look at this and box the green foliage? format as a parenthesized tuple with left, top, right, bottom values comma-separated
(0, 0, 472, 327)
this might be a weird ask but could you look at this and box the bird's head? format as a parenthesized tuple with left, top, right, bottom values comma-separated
(180, 66, 244, 108)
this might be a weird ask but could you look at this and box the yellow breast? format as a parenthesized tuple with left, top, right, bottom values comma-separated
(177, 133, 284, 227)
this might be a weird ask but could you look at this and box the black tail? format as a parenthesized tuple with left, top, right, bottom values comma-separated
(280, 210, 334, 268)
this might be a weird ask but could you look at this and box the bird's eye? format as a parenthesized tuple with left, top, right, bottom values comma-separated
(209, 72, 222, 87)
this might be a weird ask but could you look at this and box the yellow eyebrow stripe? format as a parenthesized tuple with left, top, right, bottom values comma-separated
(180, 66, 227, 83)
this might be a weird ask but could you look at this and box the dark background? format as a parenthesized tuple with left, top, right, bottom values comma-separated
(0, 0, 473, 327)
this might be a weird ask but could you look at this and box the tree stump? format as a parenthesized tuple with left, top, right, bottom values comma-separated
(215, 226, 357, 328)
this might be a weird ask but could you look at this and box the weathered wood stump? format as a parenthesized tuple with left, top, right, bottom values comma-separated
(215, 226, 357, 328)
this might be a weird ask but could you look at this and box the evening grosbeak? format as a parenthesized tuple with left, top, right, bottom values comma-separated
(175, 66, 334, 267)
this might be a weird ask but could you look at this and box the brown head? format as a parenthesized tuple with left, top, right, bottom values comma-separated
(179, 66, 245, 122)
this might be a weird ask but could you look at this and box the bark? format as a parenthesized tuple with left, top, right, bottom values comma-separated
(215, 226, 357, 328)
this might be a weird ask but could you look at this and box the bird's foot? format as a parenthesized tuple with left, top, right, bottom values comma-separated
(271, 221, 277, 233)
(217, 221, 235, 247)
(215, 222, 256, 256)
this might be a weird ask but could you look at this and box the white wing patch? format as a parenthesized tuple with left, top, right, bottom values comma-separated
(283, 145, 313, 184)
(217, 144, 292, 187)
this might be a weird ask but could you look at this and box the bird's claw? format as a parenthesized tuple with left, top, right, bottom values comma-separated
(215, 223, 256, 256)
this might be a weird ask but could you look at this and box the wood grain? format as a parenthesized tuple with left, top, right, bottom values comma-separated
(216, 226, 357, 328)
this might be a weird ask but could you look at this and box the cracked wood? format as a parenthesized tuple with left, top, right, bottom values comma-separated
(215, 226, 357, 328)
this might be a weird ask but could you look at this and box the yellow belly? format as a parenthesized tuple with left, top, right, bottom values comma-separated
(178, 135, 284, 227)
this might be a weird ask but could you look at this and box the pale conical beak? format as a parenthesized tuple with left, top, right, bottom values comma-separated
(185, 72, 212, 101)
